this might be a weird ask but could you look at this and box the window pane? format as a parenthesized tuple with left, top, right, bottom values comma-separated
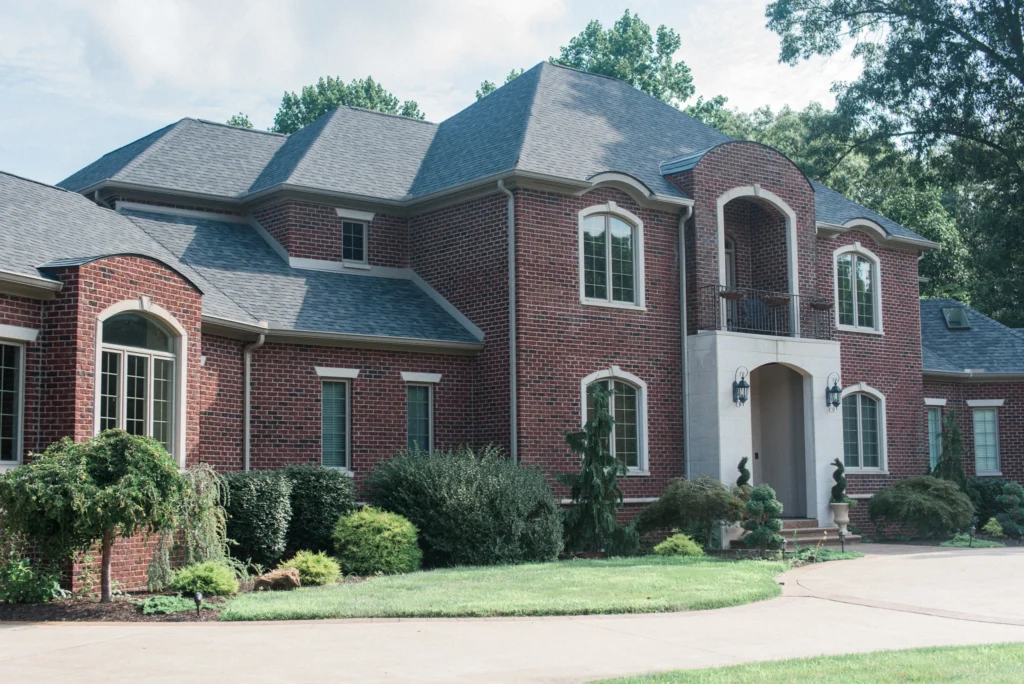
(342, 221, 365, 262)
(322, 381, 348, 468)
(856, 257, 875, 328)
(860, 395, 880, 468)
(837, 255, 854, 326)
(928, 407, 943, 470)
(125, 354, 147, 436)
(842, 394, 860, 467)
(612, 381, 639, 469)
(100, 350, 120, 431)
(407, 385, 431, 453)
(0, 344, 19, 462)
(583, 216, 607, 300)
(152, 358, 173, 452)
(103, 313, 173, 353)
(973, 408, 999, 473)
(609, 217, 635, 303)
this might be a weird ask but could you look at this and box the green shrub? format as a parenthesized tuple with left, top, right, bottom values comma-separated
(169, 561, 240, 596)
(637, 476, 745, 550)
(995, 482, 1024, 538)
(135, 595, 217, 615)
(0, 557, 68, 604)
(967, 476, 1007, 525)
(222, 471, 292, 567)
(367, 446, 562, 567)
(653, 533, 705, 557)
(278, 550, 341, 586)
(940, 533, 1004, 548)
(869, 476, 974, 538)
(332, 508, 422, 575)
(281, 466, 354, 553)
(742, 484, 785, 557)
(982, 517, 1005, 538)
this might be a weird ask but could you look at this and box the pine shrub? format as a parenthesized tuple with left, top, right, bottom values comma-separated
(278, 550, 341, 586)
(332, 508, 422, 575)
(169, 561, 239, 596)
(967, 476, 1007, 526)
(653, 533, 705, 557)
(742, 484, 785, 557)
(222, 471, 292, 567)
(995, 482, 1024, 538)
(869, 476, 974, 538)
(280, 466, 354, 553)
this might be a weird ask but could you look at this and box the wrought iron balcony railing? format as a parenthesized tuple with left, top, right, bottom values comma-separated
(698, 285, 834, 340)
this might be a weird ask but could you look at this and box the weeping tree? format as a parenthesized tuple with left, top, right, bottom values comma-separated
(0, 431, 185, 602)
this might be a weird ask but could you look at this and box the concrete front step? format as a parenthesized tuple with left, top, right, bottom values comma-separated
(730, 525, 861, 549)
(781, 518, 821, 530)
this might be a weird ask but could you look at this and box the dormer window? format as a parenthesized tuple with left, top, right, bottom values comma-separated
(342, 221, 366, 264)
(941, 306, 971, 330)
(578, 202, 645, 310)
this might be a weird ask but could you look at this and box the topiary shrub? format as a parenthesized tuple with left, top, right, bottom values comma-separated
(982, 517, 1005, 538)
(637, 475, 745, 550)
(222, 471, 292, 567)
(967, 476, 1008, 526)
(830, 458, 853, 504)
(742, 484, 784, 557)
(332, 508, 422, 575)
(278, 550, 341, 586)
(280, 466, 355, 553)
(869, 476, 974, 538)
(367, 446, 562, 567)
(995, 482, 1024, 538)
(169, 561, 239, 596)
(653, 533, 705, 557)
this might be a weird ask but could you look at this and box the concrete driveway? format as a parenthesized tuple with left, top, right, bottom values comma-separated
(2, 545, 1023, 683)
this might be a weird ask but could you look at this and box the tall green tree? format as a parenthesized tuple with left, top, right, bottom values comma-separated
(765, 0, 1024, 325)
(225, 113, 254, 129)
(271, 76, 424, 134)
(552, 10, 695, 106)
(476, 68, 524, 100)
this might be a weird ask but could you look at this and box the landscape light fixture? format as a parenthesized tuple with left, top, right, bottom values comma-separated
(733, 367, 750, 407)
(194, 591, 204, 617)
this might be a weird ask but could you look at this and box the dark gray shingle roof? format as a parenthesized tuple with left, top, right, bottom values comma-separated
(920, 298, 1024, 375)
(812, 180, 926, 241)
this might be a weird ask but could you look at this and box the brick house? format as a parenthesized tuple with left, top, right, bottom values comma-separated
(0, 63, 1018, 581)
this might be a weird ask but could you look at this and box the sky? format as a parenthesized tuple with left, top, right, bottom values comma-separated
(0, 0, 862, 186)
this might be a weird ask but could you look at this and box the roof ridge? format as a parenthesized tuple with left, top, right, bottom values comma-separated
(341, 105, 437, 125)
(191, 118, 288, 137)
(0, 169, 72, 193)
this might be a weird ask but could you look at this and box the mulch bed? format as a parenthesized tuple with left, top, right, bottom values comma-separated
(0, 593, 226, 623)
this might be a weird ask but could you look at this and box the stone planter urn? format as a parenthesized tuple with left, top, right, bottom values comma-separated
(830, 502, 851, 534)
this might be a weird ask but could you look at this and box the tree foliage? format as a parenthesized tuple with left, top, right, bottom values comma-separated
(995, 482, 1024, 538)
(552, 10, 694, 106)
(637, 476, 745, 550)
(225, 113, 254, 129)
(476, 69, 524, 100)
(742, 485, 785, 557)
(869, 476, 975, 538)
(931, 411, 968, 493)
(271, 75, 424, 134)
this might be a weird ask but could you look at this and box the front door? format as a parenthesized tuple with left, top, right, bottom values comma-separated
(749, 364, 806, 517)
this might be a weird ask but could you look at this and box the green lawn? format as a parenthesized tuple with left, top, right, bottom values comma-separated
(596, 643, 1024, 683)
(221, 556, 785, 621)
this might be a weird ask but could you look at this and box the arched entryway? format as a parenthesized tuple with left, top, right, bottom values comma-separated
(750, 363, 807, 517)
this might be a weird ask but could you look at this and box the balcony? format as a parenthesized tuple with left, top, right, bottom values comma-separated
(697, 285, 834, 340)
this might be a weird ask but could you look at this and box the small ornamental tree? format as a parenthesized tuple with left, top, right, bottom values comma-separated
(742, 484, 784, 557)
(557, 385, 628, 553)
(995, 482, 1024, 538)
(830, 458, 852, 504)
(0, 431, 185, 602)
(932, 411, 968, 493)
(637, 476, 745, 550)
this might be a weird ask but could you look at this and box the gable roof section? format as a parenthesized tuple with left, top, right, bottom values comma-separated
(812, 181, 927, 242)
(920, 298, 1024, 376)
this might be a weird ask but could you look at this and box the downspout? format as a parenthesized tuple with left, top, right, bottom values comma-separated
(498, 179, 517, 464)
(678, 205, 694, 479)
(243, 333, 265, 471)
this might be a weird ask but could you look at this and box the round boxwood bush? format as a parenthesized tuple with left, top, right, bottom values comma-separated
(278, 550, 341, 586)
(280, 465, 354, 553)
(169, 561, 239, 596)
(653, 533, 705, 557)
(869, 476, 974, 538)
(367, 446, 562, 567)
(967, 476, 1007, 525)
(222, 470, 292, 567)
(332, 508, 422, 575)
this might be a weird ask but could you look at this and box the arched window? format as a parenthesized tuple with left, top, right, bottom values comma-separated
(841, 384, 887, 471)
(580, 367, 648, 473)
(834, 243, 882, 333)
(98, 312, 178, 452)
(578, 203, 645, 309)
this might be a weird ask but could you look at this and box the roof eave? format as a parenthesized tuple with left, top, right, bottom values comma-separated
(0, 269, 63, 300)
(816, 221, 939, 251)
(264, 325, 484, 355)
(923, 369, 1024, 383)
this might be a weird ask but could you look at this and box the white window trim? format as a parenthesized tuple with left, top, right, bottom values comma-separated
(971, 407, 1001, 476)
(315, 366, 360, 379)
(93, 298, 188, 468)
(578, 202, 646, 311)
(840, 382, 888, 473)
(579, 366, 649, 475)
(833, 242, 884, 335)
(321, 379, 353, 472)
(0, 323, 38, 343)
(924, 397, 948, 407)
(0, 338, 26, 470)
(400, 372, 442, 384)
(337, 217, 370, 269)
(405, 383, 434, 455)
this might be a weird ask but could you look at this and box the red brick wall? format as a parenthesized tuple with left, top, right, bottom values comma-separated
(513, 186, 684, 499)
(922, 379, 1024, 484)
(252, 200, 408, 268)
(198, 333, 246, 471)
(69, 533, 165, 593)
(409, 193, 510, 449)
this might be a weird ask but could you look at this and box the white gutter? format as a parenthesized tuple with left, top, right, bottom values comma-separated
(243, 333, 266, 471)
(498, 179, 517, 464)
(677, 205, 694, 478)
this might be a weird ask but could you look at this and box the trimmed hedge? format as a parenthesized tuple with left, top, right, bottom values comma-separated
(222, 471, 292, 567)
(280, 466, 354, 553)
(332, 508, 422, 575)
(367, 447, 563, 567)
(869, 476, 974, 538)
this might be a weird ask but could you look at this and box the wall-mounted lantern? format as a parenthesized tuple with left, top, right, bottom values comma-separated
(826, 373, 842, 411)
(733, 367, 750, 407)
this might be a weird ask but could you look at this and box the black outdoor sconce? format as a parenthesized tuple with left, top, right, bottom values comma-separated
(826, 373, 842, 412)
(733, 367, 750, 407)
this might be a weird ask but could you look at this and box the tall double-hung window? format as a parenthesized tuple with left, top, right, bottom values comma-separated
(835, 244, 881, 333)
(0, 342, 23, 465)
(842, 387, 886, 471)
(580, 204, 645, 308)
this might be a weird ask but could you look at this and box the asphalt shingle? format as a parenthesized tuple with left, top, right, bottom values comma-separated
(920, 298, 1024, 375)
